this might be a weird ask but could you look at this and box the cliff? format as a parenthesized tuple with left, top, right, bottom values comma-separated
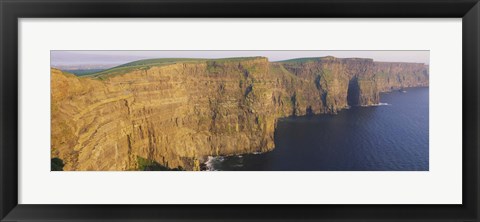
(51, 56, 429, 170)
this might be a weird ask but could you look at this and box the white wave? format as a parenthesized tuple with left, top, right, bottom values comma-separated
(362, 102, 390, 107)
(205, 156, 224, 171)
(205, 153, 260, 170)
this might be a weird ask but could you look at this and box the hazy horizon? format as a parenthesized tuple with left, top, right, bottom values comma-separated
(51, 50, 430, 69)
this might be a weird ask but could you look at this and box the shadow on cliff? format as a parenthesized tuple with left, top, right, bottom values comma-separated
(136, 156, 184, 171)
(347, 77, 360, 106)
(51, 157, 65, 171)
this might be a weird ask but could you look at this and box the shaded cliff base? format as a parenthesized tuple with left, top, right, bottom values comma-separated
(51, 158, 65, 171)
(51, 156, 184, 171)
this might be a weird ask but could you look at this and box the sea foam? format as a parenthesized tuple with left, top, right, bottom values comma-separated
(205, 156, 224, 171)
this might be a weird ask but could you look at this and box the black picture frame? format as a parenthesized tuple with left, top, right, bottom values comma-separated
(1, 0, 479, 221)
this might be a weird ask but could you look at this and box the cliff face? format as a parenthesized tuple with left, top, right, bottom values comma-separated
(51, 57, 429, 170)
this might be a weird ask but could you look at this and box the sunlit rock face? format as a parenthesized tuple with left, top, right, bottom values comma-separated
(51, 57, 429, 170)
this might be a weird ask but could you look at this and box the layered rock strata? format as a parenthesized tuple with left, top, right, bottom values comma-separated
(51, 56, 429, 170)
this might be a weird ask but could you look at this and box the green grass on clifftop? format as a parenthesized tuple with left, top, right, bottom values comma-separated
(82, 57, 266, 80)
(277, 56, 373, 64)
(278, 57, 322, 63)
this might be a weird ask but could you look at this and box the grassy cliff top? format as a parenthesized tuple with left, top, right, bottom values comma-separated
(81, 57, 267, 79)
(277, 56, 333, 63)
(277, 56, 374, 63)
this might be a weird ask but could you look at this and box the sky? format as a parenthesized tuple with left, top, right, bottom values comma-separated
(51, 50, 429, 69)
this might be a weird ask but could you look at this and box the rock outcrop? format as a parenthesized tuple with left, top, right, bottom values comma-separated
(51, 56, 429, 170)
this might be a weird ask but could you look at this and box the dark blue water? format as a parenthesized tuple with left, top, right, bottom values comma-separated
(206, 87, 429, 171)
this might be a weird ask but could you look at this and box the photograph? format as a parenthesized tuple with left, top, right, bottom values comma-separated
(50, 50, 429, 171)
